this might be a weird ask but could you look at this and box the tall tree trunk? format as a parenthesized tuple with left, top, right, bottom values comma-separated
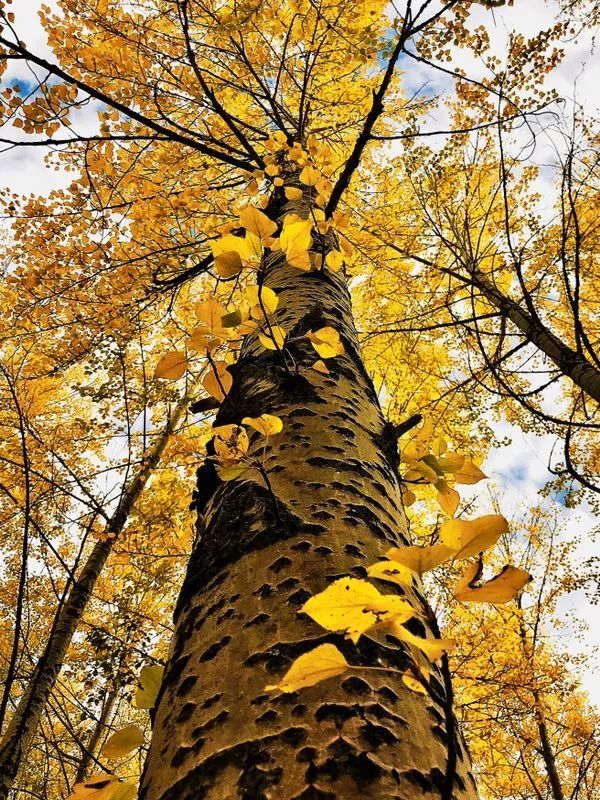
(0, 396, 188, 799)
(141, 200, 478, 800)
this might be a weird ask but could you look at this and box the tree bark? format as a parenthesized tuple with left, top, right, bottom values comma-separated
(0, 397, 188, 799)
(141, 201, 478, 799)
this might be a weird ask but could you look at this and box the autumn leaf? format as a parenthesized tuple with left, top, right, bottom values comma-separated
(284, 186, 303, 201)
(213, 424, 249, 463)
(101, 725, 145, 759)
(239, 205, 277, 241)
(299, 165, 320, 185)
(154, 351, 189, 380)
(402, 673, 428, 695)
(435, 480, 460, 517)
(307, 327, 344, 359)
(453, 460, 487, 484)
(439, 514, 509, 560)
(279, 218, 312, 269)
(265, 644, 348, 693)
(246, 285, 279, 316)
(389, 622, 454, 662)
(367, 560, 415, 587)
(202, 361, 233, 402)
(301, 577, 414, 643)
(68, 774, 134, 800)
(258, 325, 286, 350)
(312, 360, 329, 374)
(454, 562, 532, 604)
(134, 665, 164, 709)
(242, 414, 283, 436)
(386, 543, 455, 575)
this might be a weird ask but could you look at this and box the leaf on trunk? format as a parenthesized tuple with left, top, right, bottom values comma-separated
(213, 424, 249, 463)
(239, 205, 277, 241)
(301, 577, 414, 643)
(242, 413, 283, 436)
(307, 327, 344, 359)
(367, 560, 415, 587)
(258, 325, 286, 350)
(265, 644, 348, 693)
(389, 622, 454, 662)
(134, 665, 164, 709)
(402, 673, 428, 695)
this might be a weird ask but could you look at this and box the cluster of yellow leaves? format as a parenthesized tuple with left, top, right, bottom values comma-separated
(266, 488, 531, 695)
(400, 418, 486, 516)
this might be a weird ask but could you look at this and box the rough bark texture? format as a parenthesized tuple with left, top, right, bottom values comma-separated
(141, 207, 478, 800)
(0, 398, 187, 799)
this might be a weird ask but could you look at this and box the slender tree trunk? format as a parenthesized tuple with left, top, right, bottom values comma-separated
(463, 266, 600, 404)
(0, 397, 188, 799)
(74, 687, 117, 784)
(141, 198, 478, 799)
(516, 605, 565, 800)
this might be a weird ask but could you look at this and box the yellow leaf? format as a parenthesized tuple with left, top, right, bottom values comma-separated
(214, 250, 243, 278)
(202, 361, 233, 402)
(325, 250, 343, 271)
(454, 563, 532, 604)
(386, 543, 455, 575)
(301, 577, 414, 644)
(195, 298, 228, 334)
(239, 205, 277, 242)
(110, 785, 136, 800)
(367, 560, 415, 587)
(134, 665, 164, 709)
(265, 644, 348, 693)
(437, 452, 466, 472)
(299, 165, 320, 186)
(242, 413, 283, 436)
(259, 325, 286, 350)
(101, 725, 145, 759)
(211, 233, 251, 264)
(69, 774, 120, 800)
(246, 285, 279, 315)
(307, 327, 344, 359)
(280, 219, 312, 269)
(389, 623, 453, 662)
(401, 487, 416, 507)
(435, 480, 459, 517)
(402, 673, 428, 695)
(312, 360, 329, 374)
(453, 459, 487, 484)
(213, 424, 249, 463)
(439, 514, 508, 560)
(284, 186, 303, 201)
(216, 462, 250, 481)
(153, 351, 189, 380)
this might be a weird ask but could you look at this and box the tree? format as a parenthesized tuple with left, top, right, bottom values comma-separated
(0, 1, 596, 799)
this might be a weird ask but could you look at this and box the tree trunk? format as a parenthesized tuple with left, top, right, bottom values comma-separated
(74, 686, 117, 784)
(141, 201, 478, 800)
(0, 397, 188, 799)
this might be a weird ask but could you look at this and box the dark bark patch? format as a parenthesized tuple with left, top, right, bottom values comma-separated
(199, 635, 232, 663)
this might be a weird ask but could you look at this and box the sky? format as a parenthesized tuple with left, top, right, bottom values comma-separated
(1, 1, 598, 705)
